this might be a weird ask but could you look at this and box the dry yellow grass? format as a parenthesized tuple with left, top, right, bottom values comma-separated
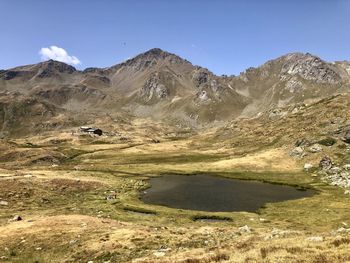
(1, 213, 350, 262)
(1, 96, 350, 262)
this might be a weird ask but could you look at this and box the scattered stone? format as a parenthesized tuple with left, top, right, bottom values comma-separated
(309, 144, 322, 153)
(35, 247, 42, 251)
(319, 156, 332, 170)
(317, 170, 327, 176)
(290, 147, 305, 158)
(238, 225, 251, 234)
(318, 161, 350, 188)
(304, 163, 313, 172)
(106, 191, 117, 201)
(0, 200, 8, 206)
(10, 215, 22, 221)
(269, 108, 286, 119)
(23, 174, 33, 178)
(306, 236, 324, 242)
(291, 108, 299, 114)
(153, 251, 166, 257)
(329, 166, 342, 174)
(340, 171, 350, 177)
(336, 227, 350, 233)
(342, 130, 350, 144)
(343, 164, 350, 171)
(264, 228, 291, 240)
(344, 190, 350, 195)
(295, 138, 312, 147)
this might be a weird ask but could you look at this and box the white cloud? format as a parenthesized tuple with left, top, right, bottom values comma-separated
(39, 46, 81, 65)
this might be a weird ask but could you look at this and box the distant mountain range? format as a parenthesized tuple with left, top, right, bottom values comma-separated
(1, 48, 350, 135)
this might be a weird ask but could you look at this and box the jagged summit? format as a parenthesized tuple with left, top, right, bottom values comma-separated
(238, 51, 346, 85)
(278, 52, 342, 84)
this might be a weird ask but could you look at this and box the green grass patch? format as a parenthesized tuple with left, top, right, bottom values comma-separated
(123, 205, 157, 215)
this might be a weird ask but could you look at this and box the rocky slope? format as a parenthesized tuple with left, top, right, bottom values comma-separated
(1, 48, 350, 135)
(228, 53, 350, 117)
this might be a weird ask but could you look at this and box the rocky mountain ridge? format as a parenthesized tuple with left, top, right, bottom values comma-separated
(1, 48, 350, 135)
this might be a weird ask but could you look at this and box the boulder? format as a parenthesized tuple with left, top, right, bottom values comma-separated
(12, 215, 22, 221)
(106, 191, 117, 201)
(9, 215, 22, 222)
(342, 130, 350, 143)
(290, 147, 305, 158)
(304, 163, 313, 172)
(295, 138, 312, 147)
(343, 164, 350, 171)
(268, 108, 286, 119)
(238, 225, 252, 234)
(319, 156, 332, 170)
(309, 144, 322, 153)
(329, 166, 342, 174)
(339, 171, 350, 178)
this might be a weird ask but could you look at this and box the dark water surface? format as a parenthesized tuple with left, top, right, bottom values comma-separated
(141, 174, 315, 212)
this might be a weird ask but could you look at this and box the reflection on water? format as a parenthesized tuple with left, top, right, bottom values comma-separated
(141, 174, 314, 212)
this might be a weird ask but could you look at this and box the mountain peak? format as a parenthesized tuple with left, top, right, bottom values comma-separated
(133, 48, 183, 61)
(33, 59, 77, 78)
(278, 52, 341, 84)
(143, 48, 166, 55)
(38, 59, 76, 72)
(110, 48, 191, 71)
(280, 52, 321, 62)
(39, 59, 76, 70)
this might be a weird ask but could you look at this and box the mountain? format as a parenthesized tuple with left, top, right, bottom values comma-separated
(1, 48, 350, 135)
(228, 53, 350, 117)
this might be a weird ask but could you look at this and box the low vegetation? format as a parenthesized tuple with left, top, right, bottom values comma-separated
(1, 94, 350, 262)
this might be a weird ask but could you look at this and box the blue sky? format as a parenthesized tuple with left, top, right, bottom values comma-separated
(1, 0, 350, 75)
